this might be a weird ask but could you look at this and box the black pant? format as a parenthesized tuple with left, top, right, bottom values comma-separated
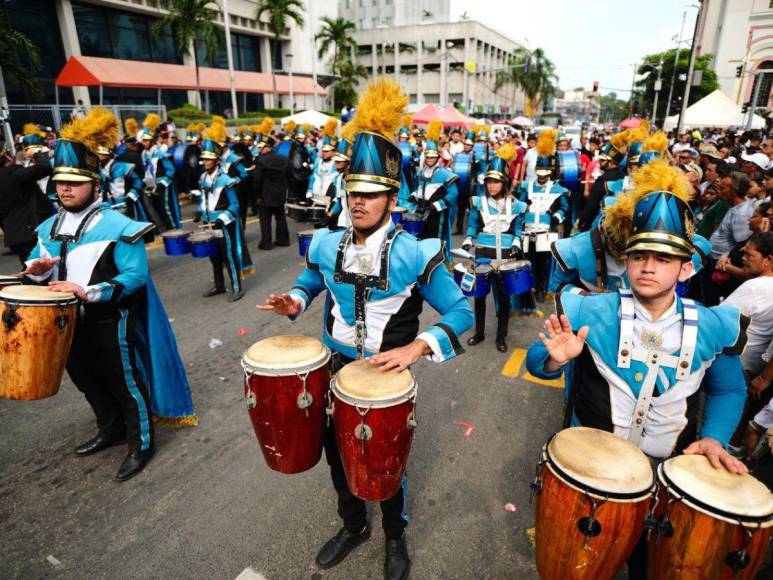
(149, 184, 175, 232)
(258, 206, 290, 249)
(237, 181, 253, 228)
(10, 241, 37, 266)
(473, 271, 509, 340)
(455, 188, 470, 233)
(210, 221, 242, 293)
(528, 245, 551, 293)
(66, 308, 153, 452)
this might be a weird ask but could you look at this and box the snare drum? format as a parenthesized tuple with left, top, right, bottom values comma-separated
(188, 231, 218, 259)
(161, 229, 191, 256)
(0, 275, 22, 290)
(499, 260, 533, 295)
(330, 360, 417, 501)
(297, 229, 315, 258)
(524, 231, 559, 253)
(242, 335, 331, 474)
(0, 285, 79, 400)
(402, 212, 425, 237)
(391, 207, 408, 225)
(647, 454, 773, 580)
(453, 263, 492, 298)
(534, 427, 655, 580)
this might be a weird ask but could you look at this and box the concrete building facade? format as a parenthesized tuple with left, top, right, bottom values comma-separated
(697, 0, 773, 111)
(351, 19, 526, 116)
(340, 0, 450, 30)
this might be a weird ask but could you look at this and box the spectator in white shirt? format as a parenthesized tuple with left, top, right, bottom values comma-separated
(710, 172, 755, 258)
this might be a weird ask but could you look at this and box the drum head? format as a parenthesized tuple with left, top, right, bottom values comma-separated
(242, 335, 330, 375)
(499, 260, 531, 272)
(335, 359, 415, 404)
(161, 229, 190, 239)
(298, 229, 316, 237)
(0, 274, 22, 283)
(661, 455, 773, 524)
(475, 264, 493, 275)
(0, 285, 77, 304)
(189, 231, 215, 242)
(392, 207, 407, 214)
(547, 427, 654, 497)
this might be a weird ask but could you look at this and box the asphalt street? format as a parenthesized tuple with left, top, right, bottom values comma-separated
(0, 208, 563, 580)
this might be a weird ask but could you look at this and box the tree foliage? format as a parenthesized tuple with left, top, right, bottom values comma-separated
(495, 47, 558, 114)
(0, 20, 42, 100)
(255, 0, 305, 106)
(315, 16, 357, 76)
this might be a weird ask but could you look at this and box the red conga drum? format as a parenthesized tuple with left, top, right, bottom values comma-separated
(330, 359, 417, 501)
(242, 335, 331, 474)
(647, 454, 773, 579)
(533, 427, 655, 580)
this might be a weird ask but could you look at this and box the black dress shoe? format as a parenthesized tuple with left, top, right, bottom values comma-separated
(202, 287, 226, 298)
(274, 241, 290, 247)
(535, 290, 546, 303)
(75, 432, 126, 456)
(466, 334, 485, 346)
(315, 525, 371, 569)
(228, 290, 244, 303)
(116, 446, 155, 481)
(496, 338, 508, 353)
(258, 244, 273, 251)
(384, 537, 411, 580)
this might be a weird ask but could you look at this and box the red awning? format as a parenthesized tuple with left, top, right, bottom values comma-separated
(411, 103, 442, 125)
(438, 106, 474, 127)
(55, 56, 327, 96)
(619, 117, 643, 129)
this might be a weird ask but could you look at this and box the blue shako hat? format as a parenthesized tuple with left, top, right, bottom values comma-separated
(626, 191, 695, 257)
(53, 108, 119, 182)
(333, 137, 352, 162)
(484, 143, 517, 182)
(346, 131, 402, 193)
(464, 130, 475, 145)
(53, 139, 99, 182)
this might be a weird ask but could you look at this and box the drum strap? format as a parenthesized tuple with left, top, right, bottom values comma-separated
(590, 228, 608, 289)
(50, 205, 103, 282)
(617, 291, 699, 445)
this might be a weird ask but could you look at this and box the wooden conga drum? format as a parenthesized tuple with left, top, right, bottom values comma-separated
(242, 335, 331, 474)
(533, 427, 655, 579)
(0, 285, 78, 400)
(647, 454, 773, 579)
(0, 275, 22, 290)
(330, 359, 417, 501)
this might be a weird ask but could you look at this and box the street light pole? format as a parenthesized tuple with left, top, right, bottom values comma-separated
(677, 1, 703, 135)
(652, 58, 663, 125)
(664, 9, 688, 124)
(287, 53, 294, 115)
(221, 0, 239, 119)
(630, 61, 638, 116)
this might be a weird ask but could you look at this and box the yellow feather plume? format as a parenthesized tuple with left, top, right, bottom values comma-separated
(427, 119, 443, 142)
(259, 117, 274, 136)
(603, 159, 692, 245)
(495, 142, 517, 164)
(203, 120, 227, 145)
(284, 119, 296, 133)
(212, 115, 225, 126)
(195, 122, 206, 133)
(609, 129, 630, 154)
(346, 79, 408, 142)
(142, 113, 161, 130)
(536, 129, 556, 157)
(642, 130, 668, 156)
(402, 114, 413, 128)
(23, 123, 45, 138)
(186, 123, 196, 131)
(341, 121, 357, 144)
(250, 124, 261, 134)
(322, 117, 338, 137)
(626, 120, 650, 145)
(238, 125, 248, 135)
(301, 123, 312, 133)
(124, 118, 138, 137)
(60, 107, 119, 153)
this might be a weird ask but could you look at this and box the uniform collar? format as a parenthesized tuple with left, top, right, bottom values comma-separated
(632, 292, 677, 323)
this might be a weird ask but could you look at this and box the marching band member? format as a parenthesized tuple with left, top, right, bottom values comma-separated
(97, 143, 150, 225)
(516, 129, 569, 307)
(21, 108, 195, 481)
(453, 130, 478, 235)
(326, 136, 352, 229)
(306, 119, 339, 203)
(462, 143, 527, 351)
(257, 80, 473, 580)
(195, 121, 252, 302)
(577, 130, 628, 231)
(145, 131, 182, 232)
(116, 118, 144, 179)
(409, 119, 459, 262)
(21, 124, 53, 201)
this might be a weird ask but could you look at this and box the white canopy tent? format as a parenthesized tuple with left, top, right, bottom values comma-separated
(663, 90, 766, 130)
(280, 109, 338, 129)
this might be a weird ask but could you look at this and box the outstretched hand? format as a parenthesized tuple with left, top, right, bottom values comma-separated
(538, 314, 589, 370)
(683, 437, 748, 475)
(20, 256, 60, 277)
(255, 293, 301, 317)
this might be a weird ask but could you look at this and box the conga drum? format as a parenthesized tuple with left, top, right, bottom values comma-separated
(533, 427, 655, 579)
(647, 454, 773, 579)
(0, 275, 22, 290)
(330, 359, 417, 501)
(241, 335, 331, 474)
(0, 285, 79, 400)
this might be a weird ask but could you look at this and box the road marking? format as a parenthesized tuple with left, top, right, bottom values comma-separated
(234, 568, 268, 580)
(501, 347, 564, 388)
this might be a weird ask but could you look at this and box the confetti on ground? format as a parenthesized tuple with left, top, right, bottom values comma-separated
(208, 338, 223, 349)
(168, 318, 175, 323)
(46, 555, 62, 566)
(239, 327, 249, 336)
(526, 527, 536, 548)
(504, 503, 517, 512)
(459, 421, 475, 438)
(219, 377, 226, 382)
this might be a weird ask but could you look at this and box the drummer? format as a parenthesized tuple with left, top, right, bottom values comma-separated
(257, 80, 473, 580)
(325, 137, 352, 229)
(462, 144, 527, 352)
(97, 143, 150, 223)
(194, 121, 251, 302)
(20, 108, 195, 481)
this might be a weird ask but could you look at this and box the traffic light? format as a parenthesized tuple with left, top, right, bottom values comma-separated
(593, 81, 599, 93)
(524, 56, 531, 74)
(736, 65, 743, 78)
(741, 101, 750, 114)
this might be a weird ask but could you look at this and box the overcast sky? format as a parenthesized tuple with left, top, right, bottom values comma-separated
(449, 0, 700, 97)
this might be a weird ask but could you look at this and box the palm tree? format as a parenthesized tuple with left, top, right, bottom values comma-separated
(255, 0, 305, 108)
(0, 19, 42, 99)
(522, 48, 559, 113)
(334, 60, 368, 110)
(494, 47, 530, 114)
(153, 0, 223, 109)
(315, 16, 356, 75)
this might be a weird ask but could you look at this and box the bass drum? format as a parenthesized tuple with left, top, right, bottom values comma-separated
(169, 143, 202, 192)
(453, 152, 473, 196)
(557, 150, 580, 191)
(275, 140, 292, 158)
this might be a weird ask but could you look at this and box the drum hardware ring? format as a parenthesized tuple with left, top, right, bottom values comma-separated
(529, 459, 546, 502)
(245, 387, 257, 409)
(326, 381, 335, 427)
(54, 314, 68, 334)
(653, 495, 683, 542)
(2, 303, 19, 332)
(294, 370, 312, 417)
(725, 523, 758, 571)
(406, 412, 417, 430)
(354, 405, 373, 454)
(644, 484, 662, 541)
(578, 490, 608, 547)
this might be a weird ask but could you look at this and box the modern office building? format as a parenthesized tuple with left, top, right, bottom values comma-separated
(341, 0, 451, 30)
(3, 0, 333, 112)
(696, 0, 773, 111)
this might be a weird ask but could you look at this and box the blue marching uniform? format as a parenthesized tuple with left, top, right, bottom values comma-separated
(26, 202, 196, 451)
(408, 165, 459, 262)
(526, 289, 748, 458)
(145, 148, 182, 230)
(99, 158, 150, 223)
(198, 170, 253, 293)
(326, 172, 350, 229)
(307, 156, 338, 201)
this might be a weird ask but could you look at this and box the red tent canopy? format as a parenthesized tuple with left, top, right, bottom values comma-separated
(411, 103, 442, 125)
(55, 56, 327, 96)
(619, 117, 643, 129)
(438, 106, 474, 127)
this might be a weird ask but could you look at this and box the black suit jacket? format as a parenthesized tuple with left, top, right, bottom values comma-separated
(253, 152, 289, 207)
(0, 158, 54, 247)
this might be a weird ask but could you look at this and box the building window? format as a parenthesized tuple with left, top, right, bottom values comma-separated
(751, 61, 773, 107)
(110, 11, 152, 61)
(345, 0, 350, 7)
(358, 0, 363, 6)
(372, 0, 377, 5)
